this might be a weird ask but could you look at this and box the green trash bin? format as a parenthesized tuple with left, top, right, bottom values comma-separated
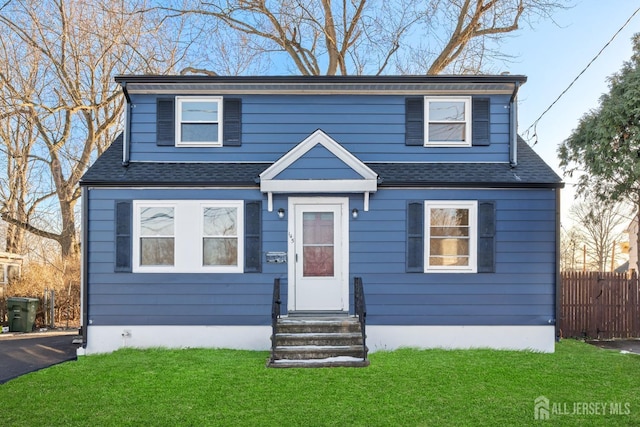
(7, 297, 39, 332)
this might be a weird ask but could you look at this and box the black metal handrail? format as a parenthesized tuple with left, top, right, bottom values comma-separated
(354, 276, 367, 359)
(271, 278, 281, 360)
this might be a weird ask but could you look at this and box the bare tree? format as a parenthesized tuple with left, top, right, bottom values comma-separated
(569, 198, 628, 272)
(160, 0, 567, 76)
(0, 0, 192, 259)
(560, 226, 584, 272)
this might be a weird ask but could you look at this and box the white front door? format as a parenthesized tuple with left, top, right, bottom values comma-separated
(288, 197, 349, 312)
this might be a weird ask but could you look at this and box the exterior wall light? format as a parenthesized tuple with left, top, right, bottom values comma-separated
(277, 208, 285, 219)
(352, 208, 359, 219)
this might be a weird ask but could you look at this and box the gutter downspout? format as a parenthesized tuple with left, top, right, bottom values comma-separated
(509, 82, 521, 168)
(80, 186, 89, 350)
(121, 82, 131, 167)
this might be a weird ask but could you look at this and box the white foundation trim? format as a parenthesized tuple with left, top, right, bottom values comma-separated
(83, 325, 271, 355)
(81, 324, 555, 356)
(366, 325, 555, 353)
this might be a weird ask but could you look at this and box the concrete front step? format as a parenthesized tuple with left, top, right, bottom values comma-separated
(269, 316, 369, 368)
(274, 332, 363, 347)
(272, 345, 367, 360)
(268, 356, 370, 368)
(276, 317, 362, 334)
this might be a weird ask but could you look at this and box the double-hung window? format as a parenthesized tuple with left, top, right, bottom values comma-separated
(425, 96, 471, 147)
(202, 204, 241, 268)
(133, 200, 243, 273)
(176, 97, 223, 147)
(138, 205, 175, 267)
(425, 201, 477, 273)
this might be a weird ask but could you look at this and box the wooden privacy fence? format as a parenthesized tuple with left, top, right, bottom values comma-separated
(561, 271, 640, 339)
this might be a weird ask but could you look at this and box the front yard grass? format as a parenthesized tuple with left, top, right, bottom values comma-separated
(2, 339, 639, 426)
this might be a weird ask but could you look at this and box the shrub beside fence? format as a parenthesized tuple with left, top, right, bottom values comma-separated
(560, 271, 640, 339)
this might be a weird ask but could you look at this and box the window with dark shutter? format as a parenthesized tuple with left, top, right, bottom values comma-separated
(223, 99, 242, 146)
(472, 98, 490, 146)
(405, 98, 424, 146)
(115, 200, 132, 272)
(245, 201, 262, 273)
(406, 201, 424, 272)
(477, 201, 496, 273)
(156, 98, 175, 146)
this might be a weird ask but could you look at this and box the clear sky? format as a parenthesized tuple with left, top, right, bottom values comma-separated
(504, 0, 640, 225)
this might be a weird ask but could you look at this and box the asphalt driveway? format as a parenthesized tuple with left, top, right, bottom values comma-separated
(586, 339, 640, 355)
(0, 332, 80, 384)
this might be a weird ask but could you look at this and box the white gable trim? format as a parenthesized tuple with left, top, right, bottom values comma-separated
(260, 130, 378, 211)
(260, 129, 378, 180)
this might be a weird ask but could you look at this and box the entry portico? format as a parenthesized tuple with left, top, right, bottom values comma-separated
(259, 129, 378, 314)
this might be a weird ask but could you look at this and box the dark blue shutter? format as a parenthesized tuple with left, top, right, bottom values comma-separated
(115, 200, 132, 272)
(244, 201, 261, 272)
(478, 201, 496, 273)
(223, 99, 242, 146)
(405, 98, 424, 146)
(156, 98, 175, 146)
(472, 98, 490, 146)
(407, 201, 424, 272)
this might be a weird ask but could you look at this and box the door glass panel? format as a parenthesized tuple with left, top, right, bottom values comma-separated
(302, 212, 334, 277)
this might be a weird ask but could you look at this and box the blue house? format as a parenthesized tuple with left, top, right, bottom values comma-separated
(79, 75, 562, 363)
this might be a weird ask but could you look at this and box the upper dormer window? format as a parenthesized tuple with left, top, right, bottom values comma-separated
(425, 96, 471, 147)
(176, 97, 223, 147)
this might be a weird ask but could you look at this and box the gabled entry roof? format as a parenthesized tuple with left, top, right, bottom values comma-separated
(259, 130, 378, 211)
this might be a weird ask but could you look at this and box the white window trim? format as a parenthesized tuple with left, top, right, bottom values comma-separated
(424, 200, 477, 273)
(133, 200, 244, 273)
(424, 96, 472, 147)
(175, 96, 223, 147)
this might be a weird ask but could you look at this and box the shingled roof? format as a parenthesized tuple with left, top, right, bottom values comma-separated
(80, 135, 562, 188)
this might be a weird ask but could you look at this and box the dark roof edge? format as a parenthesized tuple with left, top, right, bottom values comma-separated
(80, 180, 562, 189)
(379, 181, 564, 189)
(79, 181, 260, 188)
(114, 74, 528, 85)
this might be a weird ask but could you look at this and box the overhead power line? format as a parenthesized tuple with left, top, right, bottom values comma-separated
(524, 6, 640, 145)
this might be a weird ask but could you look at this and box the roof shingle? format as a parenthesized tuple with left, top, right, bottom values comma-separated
(80, 135, 562, 188)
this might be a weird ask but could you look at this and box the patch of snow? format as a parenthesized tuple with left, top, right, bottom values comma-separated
(276, 345, 356, 350)
(273, 356, 364, 364)
(279, 318, 357, 324)
(277, 332, 360, 337)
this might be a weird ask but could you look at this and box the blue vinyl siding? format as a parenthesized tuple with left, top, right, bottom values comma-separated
(352, 188, 557, 326)
(86, 186, 557, 327)
(274, 145, 363, 180)
(128, 94, 511, 163)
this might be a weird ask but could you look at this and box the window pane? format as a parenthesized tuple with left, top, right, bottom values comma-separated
(430, 238, 470, 256)
(430, 226, 469, 237)
(7, 265, 19, 280)
(181, 101, 218, 121)
(140, 207, 174, 236)
(303, 246, 334, 277)
(204, 207, 237, 236)
(429, 101, 465, 121)
(429, 124, 465, 142)
(181, 123, 219, 143)
(141, 237, 174, 265)
(203, 238, 238, 266)
(430, 208, 469, 226)
(429, 256, 469, 266)
(303, 212, 333, 244)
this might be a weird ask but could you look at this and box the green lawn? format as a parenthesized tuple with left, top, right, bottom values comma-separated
(2, 340, 639, 426)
